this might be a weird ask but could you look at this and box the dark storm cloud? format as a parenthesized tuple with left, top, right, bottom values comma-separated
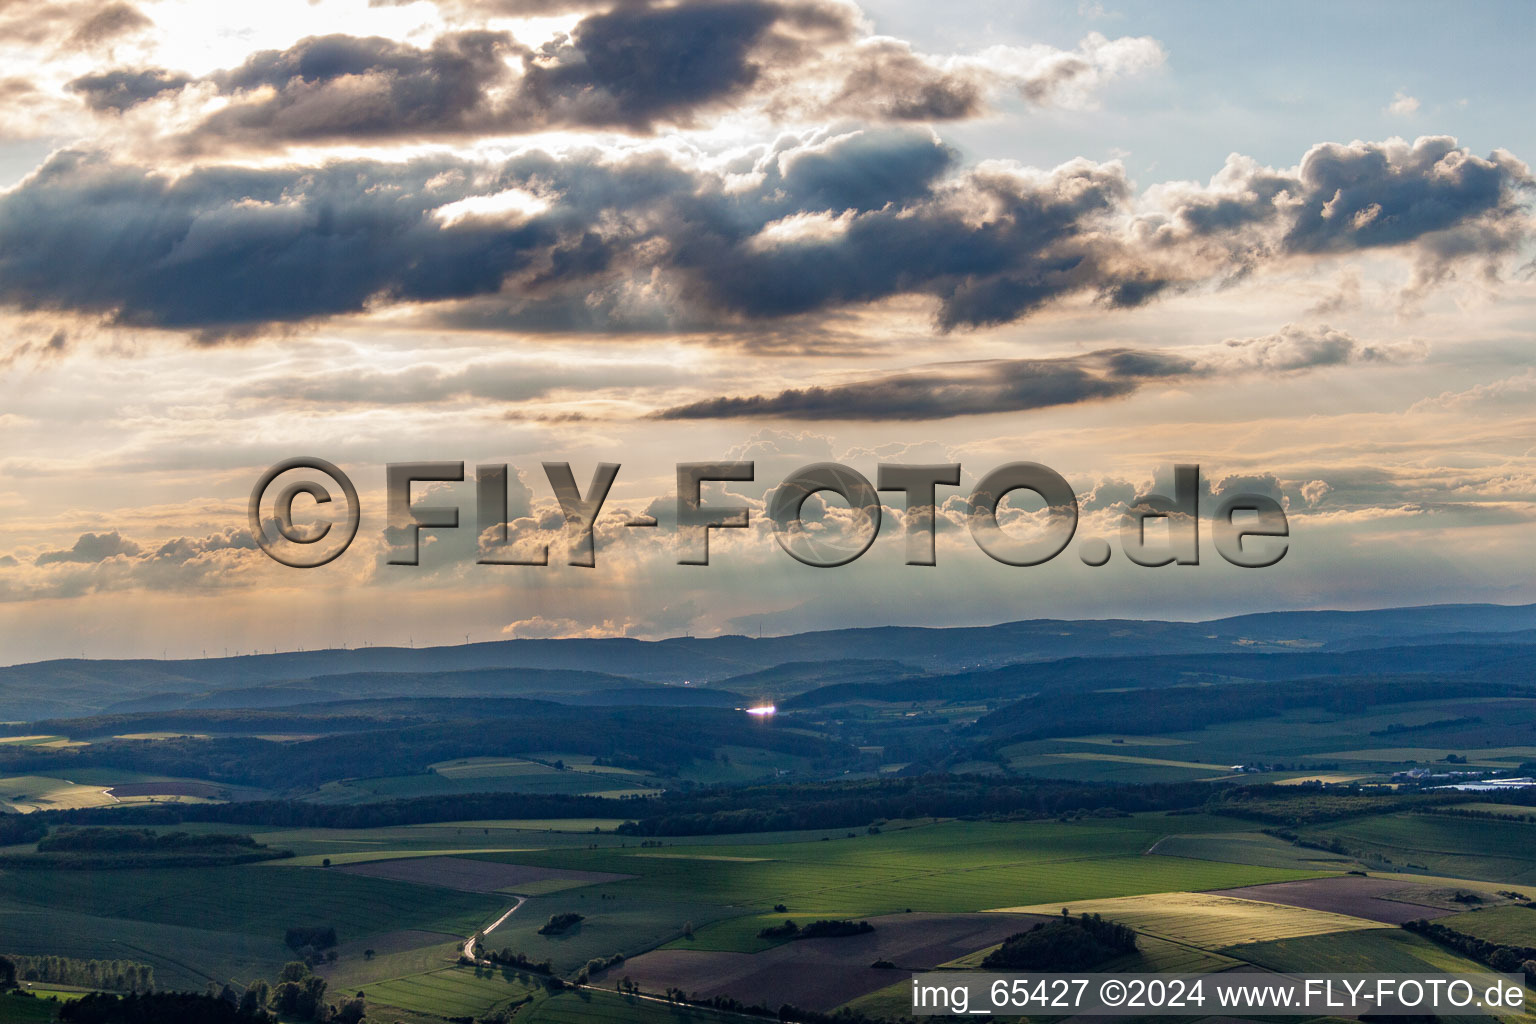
(198, 31, 520, 139)
(80, 3, 1158, 139)
(0, 148, 564, 334)
(1284, 137, 1525, 253)
(517, 0, 790, 126)
(653, 353, 1142, 421)
(68, 67, 190, 112)
(651, 328, 1419, 421)
(0, 132, 1525, 338)
(1156, 137, 1531, 260)
(157, 1, 838, 140)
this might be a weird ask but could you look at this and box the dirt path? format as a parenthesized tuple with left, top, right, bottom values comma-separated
(461, 896, 527, 965)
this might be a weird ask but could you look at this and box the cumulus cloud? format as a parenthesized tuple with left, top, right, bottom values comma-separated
(2, 525, 281, 603)
(34, 529, 142, 565)
(1387, 90, 1420, 116)
(79, 2, 1161, 140)
(0, 133, 1526, 338)
(1209, 324, 1426, 372)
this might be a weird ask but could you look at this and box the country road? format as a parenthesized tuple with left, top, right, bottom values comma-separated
(461, 896, 527, 965)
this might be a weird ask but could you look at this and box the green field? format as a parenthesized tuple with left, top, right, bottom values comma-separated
(309, 769, 656, 803)
(458, 815, 1326, 965)
(1148, 830, 1361, 870)
(0, 872, 506, 964)
(1445, 905, 1536, 946)
(526, 988, 746, 1024)
(1311, 813, 1536, 882)
(1230, 926, 1492, 974)
(0, 993, 60, 1024)
(363, 966, 540, 1017)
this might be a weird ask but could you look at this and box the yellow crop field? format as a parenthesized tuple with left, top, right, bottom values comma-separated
(987, 891, 1386, 949)
(1043, 752, 1232, 772)
(0, 774, 119, 812)
(1058, 736, 1194, 747)
(1272, 773, 1375, 786)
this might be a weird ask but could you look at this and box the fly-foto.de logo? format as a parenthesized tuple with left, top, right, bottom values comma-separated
(249, 459, 1288, 571)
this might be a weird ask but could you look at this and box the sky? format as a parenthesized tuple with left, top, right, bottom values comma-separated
(0, 0, 1532, 664)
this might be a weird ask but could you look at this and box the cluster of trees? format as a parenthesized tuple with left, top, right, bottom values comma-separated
(1, 828, 288, 870)
(1214, 789, 1464, 826)
(37, 962, 363, 1024)
(0, 815, 46, 847)
(1421, 805, 1536, 824)
(59, 992, 272, 1024)
(38, 828, 258, 853)
(485, 949, 553, 973)
(537, 913, 584, 936)
(757, 920, 874, 940)
(284, 926, 337, 951)
(48, 792, 635, 831)
(572, 953, 624, 984)
(2, 955, 153, 992)
(1370, 716, 1483, 737)
(982, 911, 1138, 971)
(618, 775, 1215, 836)
(1403, 919, 1536, 975)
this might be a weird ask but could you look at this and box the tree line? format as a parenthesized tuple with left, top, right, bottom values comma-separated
(2, 955, 154, 993)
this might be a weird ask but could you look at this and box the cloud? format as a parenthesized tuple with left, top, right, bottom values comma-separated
(2, 525, 276, 604)
(34, 529, 142, 565)
(195, 31, 521, 141)
(1409, 369, 1536, 412)
(1209, 324, 1426, 372)
(653, 326, 1423, 421)
(0, 133, 1525, 338)
(656, 352, 1144, 420)
(68, 67, 192, 113)
(84, 4, 1162, 138)
(64, 0, 150, 49)
(0, 328, 69, 371)
(236, 357, 682, 405)
(1387, 90, 1420, 116)
(0, 0, 151, 51)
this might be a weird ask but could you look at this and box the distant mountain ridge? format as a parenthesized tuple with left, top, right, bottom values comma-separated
(1, 602, 1532, 722)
